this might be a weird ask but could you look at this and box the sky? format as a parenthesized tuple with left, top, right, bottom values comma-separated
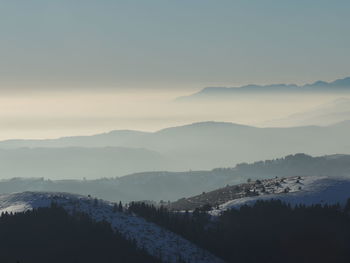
(0, 0, 349, 139)
(1, 0, 350, 90)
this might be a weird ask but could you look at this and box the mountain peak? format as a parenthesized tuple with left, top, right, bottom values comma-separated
(156, 121, 254, 133)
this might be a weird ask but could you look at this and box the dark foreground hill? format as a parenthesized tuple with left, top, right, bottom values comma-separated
(3, 190, 350, 263)
(130, 200, 350, 263)
(0, 205, 160, 263)
(0, 192, 223, 263)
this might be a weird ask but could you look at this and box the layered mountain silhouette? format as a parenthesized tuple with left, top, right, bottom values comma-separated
(1, 153, 350, 202)
(176, 76, 350, 101)
(1, 121, 350, 180)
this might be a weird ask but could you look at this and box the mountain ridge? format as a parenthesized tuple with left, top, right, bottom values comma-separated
(1, 121, 350, 179)
(0, 120, 341, 148)
(177, 76, 350, 101)
(211, 176, 350, 215)
(0, 191, 223, 263)
(1, 153, 350, 202)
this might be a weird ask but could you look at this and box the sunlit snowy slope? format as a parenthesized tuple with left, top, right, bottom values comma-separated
(211, 176, 350, 215)
(0, 192, 224, 263)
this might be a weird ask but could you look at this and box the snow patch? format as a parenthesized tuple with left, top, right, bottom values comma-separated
(210, 176, 350, 215)
(0, 192, 224, 263)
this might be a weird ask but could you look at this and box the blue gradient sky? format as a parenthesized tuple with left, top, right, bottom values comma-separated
(0, 0, 349, 91)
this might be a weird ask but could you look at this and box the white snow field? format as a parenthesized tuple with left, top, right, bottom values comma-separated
(211, 176, 350, 215)
(0, 192, 224, 263)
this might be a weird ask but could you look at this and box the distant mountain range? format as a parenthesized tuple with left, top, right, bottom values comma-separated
(1, 121, 350, 179)
(176, 76, 350, 101)
(1, 153, 350, 202)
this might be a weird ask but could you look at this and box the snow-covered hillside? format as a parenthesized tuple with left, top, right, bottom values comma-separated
(211, 176, 350, 215)
(0, 192, 224, 263)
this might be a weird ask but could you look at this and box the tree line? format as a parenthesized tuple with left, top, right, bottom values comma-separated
(129, 199, 350, 263)
(0, 204, 161, 263)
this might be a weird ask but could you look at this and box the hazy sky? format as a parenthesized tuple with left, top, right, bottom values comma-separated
(0, 1, 350, 139)
(1, 0, 350, 91)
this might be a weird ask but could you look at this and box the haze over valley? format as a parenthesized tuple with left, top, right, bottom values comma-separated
(0, 118, 349, 179)
(2, 76, 350, 140)
(2, 1, 350, 262)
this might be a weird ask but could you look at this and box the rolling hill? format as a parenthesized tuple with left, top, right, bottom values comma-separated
(169, 174, 350, 212)
(0, 192, 223, 263)
(1, 121, 350, 178)
(1, 154, 350, 202)
(211, 176, 350, 215)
